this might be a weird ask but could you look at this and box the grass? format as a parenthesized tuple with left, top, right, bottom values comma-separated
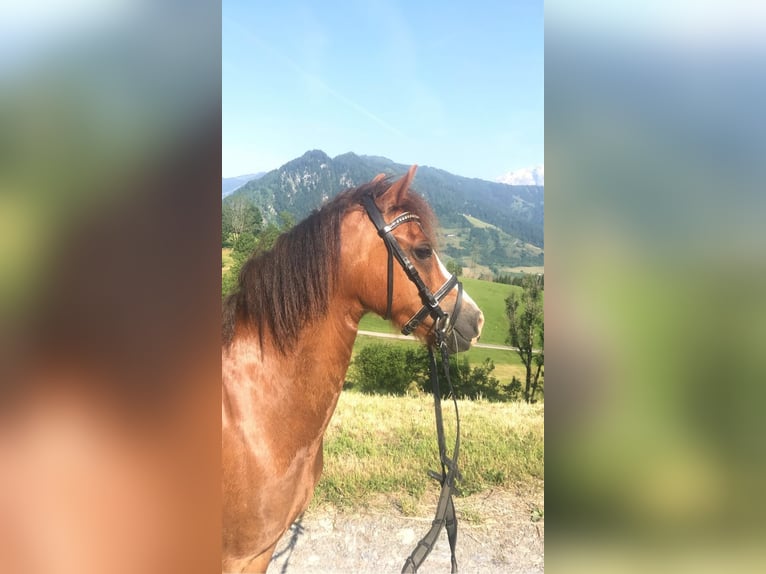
(460, 277, 517, 345)
(353, 275, 530, 381)
(463, 347, 526, 383)
(312, 391, 544, 510)
(463, 214, 500, 230)
(358, 313, 398, 333)
(463, 346, 522, 365)
(222, 248, 234, 274)
(508, 265, 545, 274)
(353, 333, 413, 353)
(356, 277, 520, 347)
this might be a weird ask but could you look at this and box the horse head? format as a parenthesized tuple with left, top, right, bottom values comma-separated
(342, 166, 484, 352)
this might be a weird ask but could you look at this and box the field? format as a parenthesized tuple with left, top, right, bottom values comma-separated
(507, 266, 545, 274)
(312, 391, 544, 510)
(358, 277, 518, 346)
(462, 214, 500, 230)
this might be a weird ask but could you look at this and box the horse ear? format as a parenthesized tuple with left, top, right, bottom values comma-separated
(371, 173, 386, 184)
(381, 165, 418, 208)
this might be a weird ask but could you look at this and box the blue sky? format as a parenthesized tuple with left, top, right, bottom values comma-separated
(223, 1, 543, 180)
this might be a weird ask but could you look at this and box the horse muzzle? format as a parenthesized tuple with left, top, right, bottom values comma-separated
(442, 302, 484, 353)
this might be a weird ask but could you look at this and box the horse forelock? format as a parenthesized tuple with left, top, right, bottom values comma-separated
(222, 175, 436, 353)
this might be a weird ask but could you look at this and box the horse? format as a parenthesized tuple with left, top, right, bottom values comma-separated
(221, 166, 484, 573)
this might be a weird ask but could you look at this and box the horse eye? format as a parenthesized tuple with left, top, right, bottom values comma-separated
(413, 245, 433, 260)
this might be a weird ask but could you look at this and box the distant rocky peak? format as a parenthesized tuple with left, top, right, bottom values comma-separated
(497, 165, 544, 186)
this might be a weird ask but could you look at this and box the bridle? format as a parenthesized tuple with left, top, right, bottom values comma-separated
(361, 192, 464, 574)
(360, 194, 464, 341)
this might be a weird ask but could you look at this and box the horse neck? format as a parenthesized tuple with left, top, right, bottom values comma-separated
(224, 290, 363, 434)
(291, 292, 362, 394)
(224, 209, 373, 435)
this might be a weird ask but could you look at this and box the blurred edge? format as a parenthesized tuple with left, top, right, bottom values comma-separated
(0, 2, 221, 573)
(546, 1, 766, 573)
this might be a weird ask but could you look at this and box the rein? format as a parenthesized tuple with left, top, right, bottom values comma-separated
(361, 194, 463, 573)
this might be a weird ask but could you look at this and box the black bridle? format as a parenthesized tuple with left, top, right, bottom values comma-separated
(360, 194, 463, 339)
(361, 193, 463, 574)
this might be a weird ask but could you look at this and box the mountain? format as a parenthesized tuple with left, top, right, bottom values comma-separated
(226, 150, 544, 268)
(222, 172, 265, 197)
(497, 165, 544, 186)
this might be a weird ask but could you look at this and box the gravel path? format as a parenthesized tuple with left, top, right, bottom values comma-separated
(268, 488, 544, 573)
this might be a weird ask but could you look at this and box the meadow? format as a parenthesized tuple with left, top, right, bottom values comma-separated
(358, 277, 518, 345)
(356, 276, 528, 379)
(312, 391, 544, 510)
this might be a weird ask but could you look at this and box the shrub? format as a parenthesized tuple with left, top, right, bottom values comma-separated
(349, 343, 430, 395)
(351, 342, 508, 401)
(445, 356, 503, 401)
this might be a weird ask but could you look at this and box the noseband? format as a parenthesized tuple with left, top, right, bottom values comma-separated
(361, 194, 463, 344)
(362, 192, 464, 573)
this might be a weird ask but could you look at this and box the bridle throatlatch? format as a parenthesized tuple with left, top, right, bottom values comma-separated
(361, 193, 464, 574)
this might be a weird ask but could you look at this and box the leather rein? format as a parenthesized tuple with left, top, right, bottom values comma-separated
(361, 193, 464, 573)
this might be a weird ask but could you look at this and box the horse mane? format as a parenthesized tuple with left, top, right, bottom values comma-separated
(222, 176, 436, 353)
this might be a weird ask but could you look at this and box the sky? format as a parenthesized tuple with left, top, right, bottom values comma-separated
(222, 0, 543, 180)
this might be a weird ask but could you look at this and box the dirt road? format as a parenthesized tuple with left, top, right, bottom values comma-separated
(269, 488, 544, 573)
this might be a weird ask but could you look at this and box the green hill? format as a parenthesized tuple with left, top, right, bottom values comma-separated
(439, 215, 544, 276)
(460, 277, 517, 346)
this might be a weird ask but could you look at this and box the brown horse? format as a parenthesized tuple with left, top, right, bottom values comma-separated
(221, 167, 484, 573)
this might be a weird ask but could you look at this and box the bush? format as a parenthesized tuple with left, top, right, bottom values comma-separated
(505, 376, 523, 400)
(446, 356, 504, 401)
(349, 343, 430, 395)
(351, 342, 509, 401)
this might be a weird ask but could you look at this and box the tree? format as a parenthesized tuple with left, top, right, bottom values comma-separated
(446, 260, 462, 277)
(277, 210, 295, 230)
(221, 207, 297, 299)
(222, 196, 262, 246)
(256, 211, 295, 253)
(505, 275, 544, 402)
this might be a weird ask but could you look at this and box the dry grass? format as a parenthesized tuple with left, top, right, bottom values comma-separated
(313, 391, 544, 510)
(507, 265, 545, 274)
(221, 247, 234, 274)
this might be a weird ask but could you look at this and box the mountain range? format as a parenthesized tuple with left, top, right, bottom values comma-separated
(224, 150, 544, 270)
(222, 172, 265, 197)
